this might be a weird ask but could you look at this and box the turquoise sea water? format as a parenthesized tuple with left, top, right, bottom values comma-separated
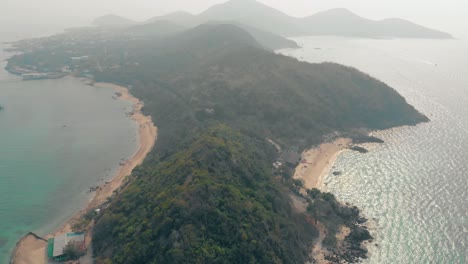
(0, 44, 138, 262)
(281, 37, 467, 263)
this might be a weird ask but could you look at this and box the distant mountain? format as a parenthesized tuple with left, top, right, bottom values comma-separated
(377, 18, 453, 39)
(300, 8, 453, 39)
(300, 8, 375, 37)
(147, 11, 198, 27)
(199, 0, 302, 36)
(151, 0, 452, 39)
(206, 21, 300, 50)
(93, 14, 136, 27)
(94, 1, 452, 39)
(127, 21, 185, 37)
(236, 23, 300, 50)
(146, 9, 299, 50)
(163, 24, 262, 53)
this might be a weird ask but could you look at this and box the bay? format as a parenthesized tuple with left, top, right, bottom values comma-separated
(0, 42, 138, 262)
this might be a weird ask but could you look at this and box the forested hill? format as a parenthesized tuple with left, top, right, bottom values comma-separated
(89, 24, 427, 263)
(93, 125, 318, 263)
(6, 23, 428, 263)
(93, 24, 428, 151)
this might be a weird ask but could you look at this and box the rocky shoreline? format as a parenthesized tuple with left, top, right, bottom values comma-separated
(290, 184, 372, 264)
(290, 135, 383, 263)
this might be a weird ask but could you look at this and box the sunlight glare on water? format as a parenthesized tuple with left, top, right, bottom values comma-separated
(281, 37, 468, 264)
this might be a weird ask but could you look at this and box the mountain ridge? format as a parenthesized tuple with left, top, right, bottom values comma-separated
(93, 14, 136, 27)
(143, 0, 453, 39)
(300, 8, 453, 38)
(126, 20, 186, 37)
(91, 12, 299, 50)
(148, 11, 198, 27)
(95, 1, 453, 41)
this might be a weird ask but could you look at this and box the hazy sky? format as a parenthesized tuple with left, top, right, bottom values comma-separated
(1, 0, 467, 38)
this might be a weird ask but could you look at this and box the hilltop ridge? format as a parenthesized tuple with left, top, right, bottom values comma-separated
(147, 11, 197, 27)
(93, 14, 136, 27)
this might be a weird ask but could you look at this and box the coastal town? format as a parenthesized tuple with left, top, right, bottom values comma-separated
(4, 26, 154, 81)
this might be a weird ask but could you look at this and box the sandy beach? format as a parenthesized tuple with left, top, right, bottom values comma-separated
(294, 138, 352, 190)
(11, 82, 157, 264)
(294, 139, 354, 264)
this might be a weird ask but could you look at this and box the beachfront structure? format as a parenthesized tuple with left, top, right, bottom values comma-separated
(47, 232, 86, 262)
(70, 55, 89, 61)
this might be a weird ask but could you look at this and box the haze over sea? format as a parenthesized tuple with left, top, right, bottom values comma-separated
(281, 37, 467, 263)
(0, 29, 139, 262)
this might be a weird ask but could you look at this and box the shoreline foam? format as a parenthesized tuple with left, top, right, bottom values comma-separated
(11, 82, 157, 264)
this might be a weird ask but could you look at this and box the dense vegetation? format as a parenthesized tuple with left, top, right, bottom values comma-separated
(92, 24, 427, 152)
(93, 125, 317, 264)
(89, 25, 426, 263)
(7, 23, 428, 263)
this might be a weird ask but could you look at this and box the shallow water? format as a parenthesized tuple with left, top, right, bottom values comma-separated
(0, 44, 138, 262)
(280, 37, 467, 263)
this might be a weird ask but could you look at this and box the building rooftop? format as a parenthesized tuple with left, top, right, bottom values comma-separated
(51, 232, 86, 258)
